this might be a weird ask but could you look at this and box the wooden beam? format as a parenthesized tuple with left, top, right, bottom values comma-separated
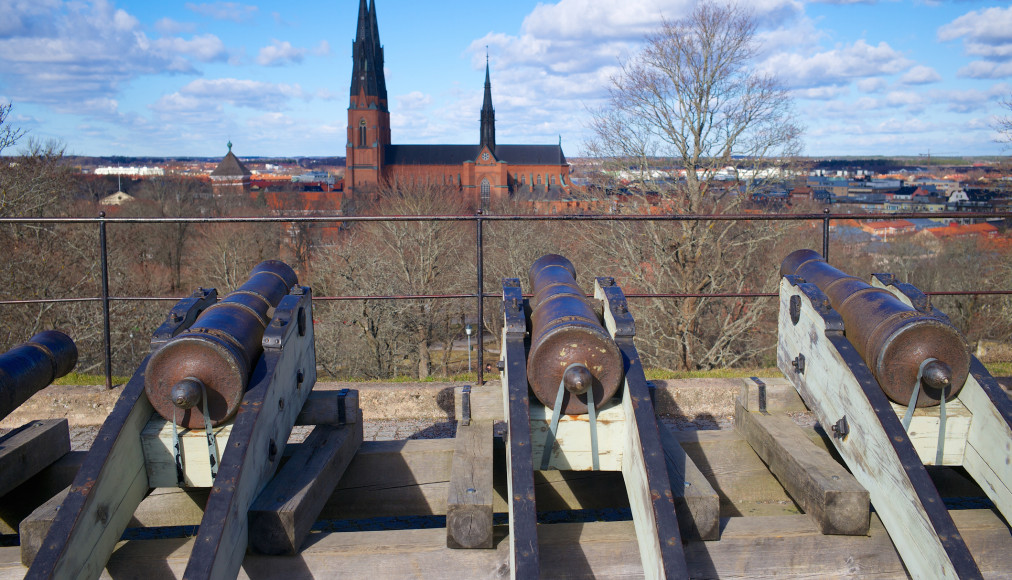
(597, 278, 688, 580)
(777, 277, 982, 579)
(0, 419, 69, 498)
(655, 421, 720, 541)
(734, 399, 869, 535)
(184, 287, 318, 579)
(959, 362, 1012, 526)
(500, 279, 540, 579)
(25, 359, 153, 580)
(19, 487, 68, 568)
(248, 411, 363, 555)
(446, 419, 494, 549)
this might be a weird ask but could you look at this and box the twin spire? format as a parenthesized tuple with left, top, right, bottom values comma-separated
(351, 0, 387, 103)
(351, 0, 497, 151)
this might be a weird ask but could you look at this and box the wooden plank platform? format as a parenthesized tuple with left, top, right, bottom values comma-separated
(1, 509, 1008, 579)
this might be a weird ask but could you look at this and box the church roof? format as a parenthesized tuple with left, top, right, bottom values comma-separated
(211, 150, 252, 177)
(385, 144, 567, 166)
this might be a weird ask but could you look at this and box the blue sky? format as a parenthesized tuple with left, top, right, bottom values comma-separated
(2, 0, 1012, 158)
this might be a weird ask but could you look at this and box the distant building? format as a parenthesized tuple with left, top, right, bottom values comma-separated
(98, 191, 135, 206)
(210, 141, 252, 196)
(95, 166, 164, 177)
(344, 0, 571, 209)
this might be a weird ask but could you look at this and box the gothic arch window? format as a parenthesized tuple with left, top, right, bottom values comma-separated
(537, 174, 542, 185)
(481, 178, 491, 210)
(358, 119, 367, 148)
(551, 175, 556, 185)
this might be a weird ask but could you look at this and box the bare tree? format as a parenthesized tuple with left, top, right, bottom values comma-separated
(585, 1, 803, 370)
(313, 182, 472, 379)
(996, 96, 1012, 146)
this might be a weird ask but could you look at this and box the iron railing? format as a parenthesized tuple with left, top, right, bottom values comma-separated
(2, 209, 1011, 388)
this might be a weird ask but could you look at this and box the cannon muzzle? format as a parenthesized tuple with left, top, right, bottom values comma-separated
(526, 254, 623, 415)
(145, 260, 299, 427)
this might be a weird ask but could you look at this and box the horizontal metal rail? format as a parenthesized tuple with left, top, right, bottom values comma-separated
(2, 209, 1009, 387)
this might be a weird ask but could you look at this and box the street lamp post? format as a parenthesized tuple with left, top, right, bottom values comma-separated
(465, 323, 473, 374)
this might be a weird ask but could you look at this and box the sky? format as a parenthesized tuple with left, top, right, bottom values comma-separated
(2, 0, 1012, 158)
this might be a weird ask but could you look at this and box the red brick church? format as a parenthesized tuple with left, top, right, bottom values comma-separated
(345, 0, 571, 209)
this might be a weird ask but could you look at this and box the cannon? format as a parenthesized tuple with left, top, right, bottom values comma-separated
(526, 254, 623, 415)
(781, 249, 969, 407)
(488, 258, 695, 577)
(777, 250, 1012, 579)
(144, 260, 299, 428)
(0, 330, 77, 421)
(28, 262, 365, 579)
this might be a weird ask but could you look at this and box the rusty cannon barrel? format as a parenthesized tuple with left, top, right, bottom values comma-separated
(145, 260, 298, 428)
(0, 330, 77, 421)
(781, 249, 969, 407)
(526, 254, 623, 415)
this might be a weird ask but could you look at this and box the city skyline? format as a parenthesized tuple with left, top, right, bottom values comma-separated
(2, 0, 1012, 158)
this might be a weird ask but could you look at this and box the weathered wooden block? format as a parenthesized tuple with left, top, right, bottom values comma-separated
(248, 411, 363, 555)
(734, 400, 869, 535)
(0, 419, 70, 498)
(446, 419, 494, 549)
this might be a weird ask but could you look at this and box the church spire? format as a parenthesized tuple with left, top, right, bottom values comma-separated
(480, 56, 495, 152)
(350, 0, 387, 103)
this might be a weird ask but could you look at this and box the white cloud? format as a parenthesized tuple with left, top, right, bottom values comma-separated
(932, 83, 1011, 113)
(257, 39, 305, 66)
(899, 65, 941, 85)
(152, 78, 307, 113)
(0, 0, 243, 112)
(857, 78, 889, 93)
(154, 34, 227, 63)
(764, 39, 912, 89)
(397, 91, 433, 111)
(184, 2, 258, 23)
(313, 40, 331, 56)
(958, 60, 1012, 80)
(154, 17, 197, 36)
(793, 86, 849, 100)
(939, 6, 1012, 78)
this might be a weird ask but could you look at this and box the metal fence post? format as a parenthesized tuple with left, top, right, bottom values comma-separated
(822, 207, 831, 261)
(476, 211, 484, 385)
(98, 212, 113, 389)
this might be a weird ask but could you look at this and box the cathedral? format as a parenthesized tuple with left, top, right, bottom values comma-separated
(344, 0, 571, 208)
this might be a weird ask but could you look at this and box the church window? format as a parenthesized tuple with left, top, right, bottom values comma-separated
(551, 175, 556, 185)
(481, 179, 491, 210)
(358, 119, 367, 148)
(537, 174, 542, 185)
(521, 174, 526, 185)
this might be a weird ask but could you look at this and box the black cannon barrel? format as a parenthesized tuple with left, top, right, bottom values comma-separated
(526, 254, 623, 415)
(145, 260, 299, 427)
(781, 249, 969, 407)
(0, 330, 77, 421)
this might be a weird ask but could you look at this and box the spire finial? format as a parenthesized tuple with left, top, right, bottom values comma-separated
(227, 140, 232, 152)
